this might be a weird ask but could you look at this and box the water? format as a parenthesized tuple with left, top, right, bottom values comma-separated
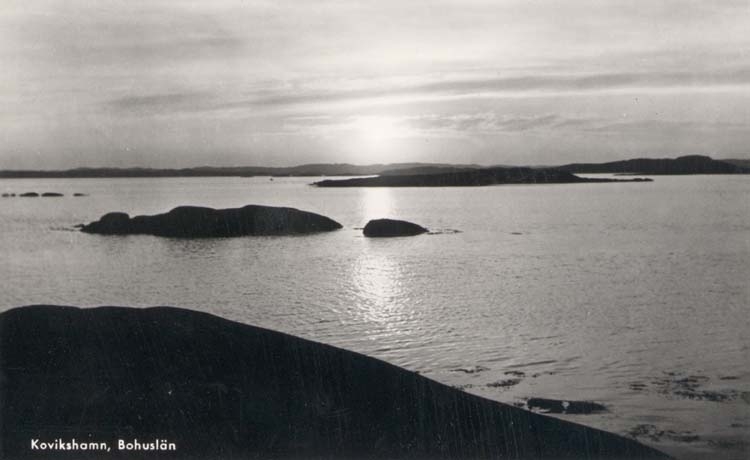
(1, 175, 748, 459)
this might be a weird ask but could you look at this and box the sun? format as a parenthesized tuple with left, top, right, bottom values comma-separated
(352, 116, 401, 145)
(344, 115, 411, 162)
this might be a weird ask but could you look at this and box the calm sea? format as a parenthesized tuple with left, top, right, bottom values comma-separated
(1, 175, 748, 459)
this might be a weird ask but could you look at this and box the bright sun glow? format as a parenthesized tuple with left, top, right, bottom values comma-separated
(352, 116, 403, 144)
(345, 115, 412, 162)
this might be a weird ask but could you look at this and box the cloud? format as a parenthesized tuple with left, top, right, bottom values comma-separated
(3, 3, 247, 70)
(106, 92, 218, 114)
(406, 113, 563, 132)
(219, 67, 750, 111)
(280, 112, 604, 138)
(586, 119, 750, 134)
(102, 66, 750, 118)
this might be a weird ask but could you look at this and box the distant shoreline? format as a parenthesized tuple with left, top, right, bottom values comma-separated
(0, 163, 481, 179)
(1, 156, 747, 179)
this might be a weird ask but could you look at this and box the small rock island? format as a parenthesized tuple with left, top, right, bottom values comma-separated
(0, 305, 669, 460)
(363, 219, 428, 237)
(80, 204, 342, 237)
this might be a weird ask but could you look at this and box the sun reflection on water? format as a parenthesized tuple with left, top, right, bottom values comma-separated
(359, 187, 394, 221)
(350, 252, 410, 327)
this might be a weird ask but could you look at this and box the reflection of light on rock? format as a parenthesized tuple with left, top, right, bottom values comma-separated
(360, 187, 394, 220)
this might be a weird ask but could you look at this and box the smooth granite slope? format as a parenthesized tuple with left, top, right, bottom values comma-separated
(0, 306, 671, 459)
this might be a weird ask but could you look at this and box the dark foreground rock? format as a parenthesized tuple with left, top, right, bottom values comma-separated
(363, 218, 428, 237)
(313, 167, 653, 187)
(0, 305, 669, 460)
(80, 205, 342, 237)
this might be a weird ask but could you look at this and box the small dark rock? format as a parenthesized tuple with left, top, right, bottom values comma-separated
(363, 218, 428, 237)
(486, 379, 522, 389)
(504, 370, 526, 377)
(450, 366, 489, 374)
(527, 397, 607, 414)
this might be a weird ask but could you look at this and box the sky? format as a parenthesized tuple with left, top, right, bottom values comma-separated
(1, 0, 749, 168)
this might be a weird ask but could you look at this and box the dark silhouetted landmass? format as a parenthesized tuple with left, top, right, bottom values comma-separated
(0, 305, 670, 459)
(721, 158, 750, 169)
(558, 155, 750, 175)
(0, 163, 480, 179)
(378, 165, 481, 176)
(363, 219, 428, 237)
(80, 205, 342, 237)
(314, 167, 651, 187)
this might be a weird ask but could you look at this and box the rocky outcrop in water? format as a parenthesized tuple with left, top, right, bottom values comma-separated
(0, 305, 669, 459)
(80, 205, 343, 237)
(363, 218, 428, 237)
(4, 192, 65, 197)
